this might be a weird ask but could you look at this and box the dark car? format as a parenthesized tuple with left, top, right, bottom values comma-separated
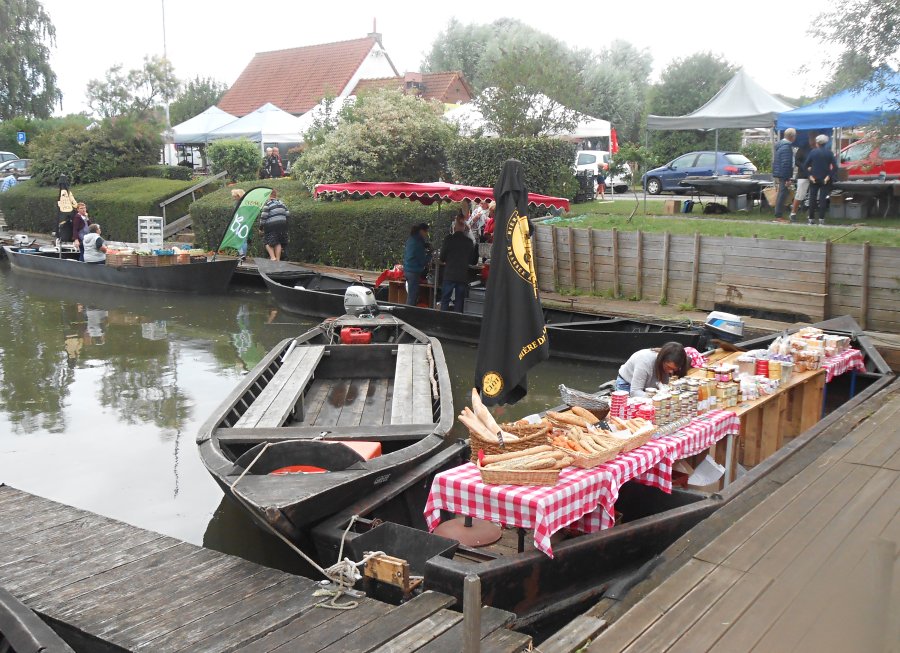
(642, 151, 757, 195)
(0, 158, 33, 180)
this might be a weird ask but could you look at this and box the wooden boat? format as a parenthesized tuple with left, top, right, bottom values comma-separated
(258, 265, 709, 364)
(2, 246, 237, 294)
(0, 586, 74, 652)
(197, 312, 454, 542)
(309, 315, 893, 627)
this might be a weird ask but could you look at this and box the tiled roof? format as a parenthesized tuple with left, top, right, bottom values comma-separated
(219, 37, 383, 117)
(351, 71, 474, 104)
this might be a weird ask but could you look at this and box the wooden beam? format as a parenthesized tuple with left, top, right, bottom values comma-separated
(636, 229, 643, 299)
(660, 231, 670, 303)
(861, 241, 870, 329)
(823, 239, 832, 318)
(612, 228, 619, 298)
(690, 232, 701, 308)
(551, 227, 559, 290)
(588, 228, 596, 293)
(568, 226, 576, 289)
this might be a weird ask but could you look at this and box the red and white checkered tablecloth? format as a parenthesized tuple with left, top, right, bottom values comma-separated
(424, 410, 739, 557)
(822, 348, 865, 383)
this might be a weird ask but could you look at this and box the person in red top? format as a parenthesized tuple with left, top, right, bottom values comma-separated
(482, 201, 496, 243)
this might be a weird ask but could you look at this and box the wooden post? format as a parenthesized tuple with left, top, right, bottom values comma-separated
(861, 241, 870, 329)
(463, 573, 481, 653)
(551, 227, 559, 290)
(612, 228, 620, 298)
(690, 232, 701, 308)
(636, 229, 643, 299)
(588, 228, 596, 293)
(568, 226, 576, 289)
(823, 239, 832, 318)
(660, 231, 670, 303)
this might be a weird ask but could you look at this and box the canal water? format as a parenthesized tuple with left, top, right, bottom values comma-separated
(0, 265, 615, 574)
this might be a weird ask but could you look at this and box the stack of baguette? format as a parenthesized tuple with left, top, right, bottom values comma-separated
(459, 388, 519, 444)
(478, 445, 571, 486)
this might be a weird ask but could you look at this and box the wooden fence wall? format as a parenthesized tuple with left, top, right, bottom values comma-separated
(533, 224, 900, 332)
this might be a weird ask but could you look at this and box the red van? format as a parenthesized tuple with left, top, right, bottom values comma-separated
(839, 137, 900, 177)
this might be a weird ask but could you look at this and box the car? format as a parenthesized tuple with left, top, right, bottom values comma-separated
(574, 149, 632, 193)
(839, 137, 900, 177)
(641, 151, 757, 195)
(0, 151, 17, 164)
(0, 158, 32, 180)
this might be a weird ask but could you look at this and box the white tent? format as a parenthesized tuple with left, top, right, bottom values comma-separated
(207, 102, 304, 144)
(171, 106, 237, 143)
(444, 90, 611, 139)
(646, 69, 795, 130)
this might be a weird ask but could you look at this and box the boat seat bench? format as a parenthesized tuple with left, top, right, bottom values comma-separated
(390, 344, 435, 425)
(235, 345, 326, 428)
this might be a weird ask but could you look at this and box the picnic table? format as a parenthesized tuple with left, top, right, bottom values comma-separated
(425, 410, 740, 557)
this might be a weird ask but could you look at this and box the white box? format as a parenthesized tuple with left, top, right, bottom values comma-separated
(137, 216, 164, 246)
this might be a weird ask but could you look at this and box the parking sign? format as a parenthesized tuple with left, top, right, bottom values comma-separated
(16, 132, 26, 145)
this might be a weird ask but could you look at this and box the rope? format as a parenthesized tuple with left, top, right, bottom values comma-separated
(229, 445, 382, 610)
(426, 343, 439, 401)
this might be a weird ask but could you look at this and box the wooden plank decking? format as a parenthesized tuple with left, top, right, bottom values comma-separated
(0, 485, 531, 653)
(584, 383, 900, 653)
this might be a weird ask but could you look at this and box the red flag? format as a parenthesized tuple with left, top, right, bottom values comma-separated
(610, 128, 619, 154)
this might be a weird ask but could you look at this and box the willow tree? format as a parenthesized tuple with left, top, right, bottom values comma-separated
(0, 0, 62, 119)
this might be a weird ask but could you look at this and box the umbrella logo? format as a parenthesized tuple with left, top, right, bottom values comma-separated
(482, 371, 504, 398)
(505, 210, 538, 298)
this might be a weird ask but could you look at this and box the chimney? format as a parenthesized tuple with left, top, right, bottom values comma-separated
(367, 17, 382, 47)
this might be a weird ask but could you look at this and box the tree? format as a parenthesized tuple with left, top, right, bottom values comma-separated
(647, 53, 739, 163)
(206, 140, 260, 182)
(0, 114, 89, 157)
(86, 55, 180, 120)
(0, 0, 62, 119)
(421, 19, 494, 92)
(293, 89, 456, 191)
(580, 41, 653, 143)
(169, 76, 228, 125)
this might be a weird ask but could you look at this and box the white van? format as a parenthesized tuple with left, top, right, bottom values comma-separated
(574, 150, 631, 193)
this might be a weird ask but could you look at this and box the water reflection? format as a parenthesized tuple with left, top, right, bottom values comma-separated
(0, 264, 614, 570)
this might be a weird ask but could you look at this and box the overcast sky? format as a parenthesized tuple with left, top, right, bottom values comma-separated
(40, 0, 841, 117)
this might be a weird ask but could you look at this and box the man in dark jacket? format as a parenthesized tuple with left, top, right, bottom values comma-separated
(804, 134, 838, 225)
(259, 189, 289, 260)
(772, 128, 796, 219)
(403, 223, 432, 306)
(439, 221, 478, 312)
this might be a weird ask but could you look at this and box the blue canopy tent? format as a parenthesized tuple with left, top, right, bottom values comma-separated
(777, 69, 900, 130)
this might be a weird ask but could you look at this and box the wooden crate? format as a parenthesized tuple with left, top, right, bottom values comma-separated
(106, 253, 138, 267)
(137, 254, 175, 267)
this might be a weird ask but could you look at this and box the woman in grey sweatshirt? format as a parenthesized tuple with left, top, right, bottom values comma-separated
(616, 342, 689, 397)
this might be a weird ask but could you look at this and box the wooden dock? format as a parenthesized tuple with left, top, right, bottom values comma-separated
(0, 485, 531, 652)
(581, 382, 900, 653)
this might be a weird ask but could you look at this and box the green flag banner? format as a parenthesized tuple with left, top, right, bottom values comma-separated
(218, 187, 272, 252)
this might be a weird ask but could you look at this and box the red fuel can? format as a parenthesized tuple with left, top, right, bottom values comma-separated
(340, 327, 372, 344)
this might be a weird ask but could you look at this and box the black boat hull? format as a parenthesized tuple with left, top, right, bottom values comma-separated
(260, 268, 707, 364)
(3, 247, 237, 293)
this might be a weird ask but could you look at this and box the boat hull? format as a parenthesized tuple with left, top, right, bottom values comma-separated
(3, 247, 237, 293)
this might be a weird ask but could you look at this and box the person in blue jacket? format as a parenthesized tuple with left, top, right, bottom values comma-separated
(804, 134, 838, 225)
(772, 128, 796, 219)
(403, 223, 432, 306)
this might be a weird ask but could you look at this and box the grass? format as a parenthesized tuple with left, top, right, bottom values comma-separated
(545, 197, 900, 246)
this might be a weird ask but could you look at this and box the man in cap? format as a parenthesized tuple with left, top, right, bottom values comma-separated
(804, 134, 838, 225)
(403, 222, 432, 306)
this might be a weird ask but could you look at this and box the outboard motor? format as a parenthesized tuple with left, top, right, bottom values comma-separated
(704, 310, 744, 343)
(343, 285, 378, 317)
(13, 234, 31, 246)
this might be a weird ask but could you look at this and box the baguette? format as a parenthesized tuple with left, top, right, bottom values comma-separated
(547, 410, 592, 428)
(570, 406, 598, 423)
(481, 445, 553, 465)
(554, 456, 574, 469)
(472, 388, 503, 435)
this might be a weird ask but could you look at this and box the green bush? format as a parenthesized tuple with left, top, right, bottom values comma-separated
(29, 117, 161, 186)
(0, 177, 196, 242)
(207, 140, 261, 182)
(112, 164, 194, 180)
(190, 179, 454, 268)
(741, 142, 773, 173)
(447, 137, 577, 200)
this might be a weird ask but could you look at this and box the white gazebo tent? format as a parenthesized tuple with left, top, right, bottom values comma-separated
(171, 106, 237, 143)
(207, 102, 304, 152)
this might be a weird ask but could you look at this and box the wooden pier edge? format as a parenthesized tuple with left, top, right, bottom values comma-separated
(538, 373, 897, 651)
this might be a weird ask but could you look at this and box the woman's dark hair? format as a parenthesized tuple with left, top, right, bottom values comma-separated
(410, 224, 421, 236)
(654, 342, 689, 380)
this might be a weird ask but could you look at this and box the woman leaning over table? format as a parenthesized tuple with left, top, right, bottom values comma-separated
(616, 342, 689, 397)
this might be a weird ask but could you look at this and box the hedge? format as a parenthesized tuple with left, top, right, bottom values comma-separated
(0, 177, 197, 242)
(447, 137, 578, 200)
(190, 179, 456, 269)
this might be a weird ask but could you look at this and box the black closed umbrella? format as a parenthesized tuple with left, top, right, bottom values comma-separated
(473, 159, 549, 406)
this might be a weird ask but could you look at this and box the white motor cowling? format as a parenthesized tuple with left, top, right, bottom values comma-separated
(13, 234, 30, 246)
(704, 310, 744, 342)
(344, 285, 378, 317)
